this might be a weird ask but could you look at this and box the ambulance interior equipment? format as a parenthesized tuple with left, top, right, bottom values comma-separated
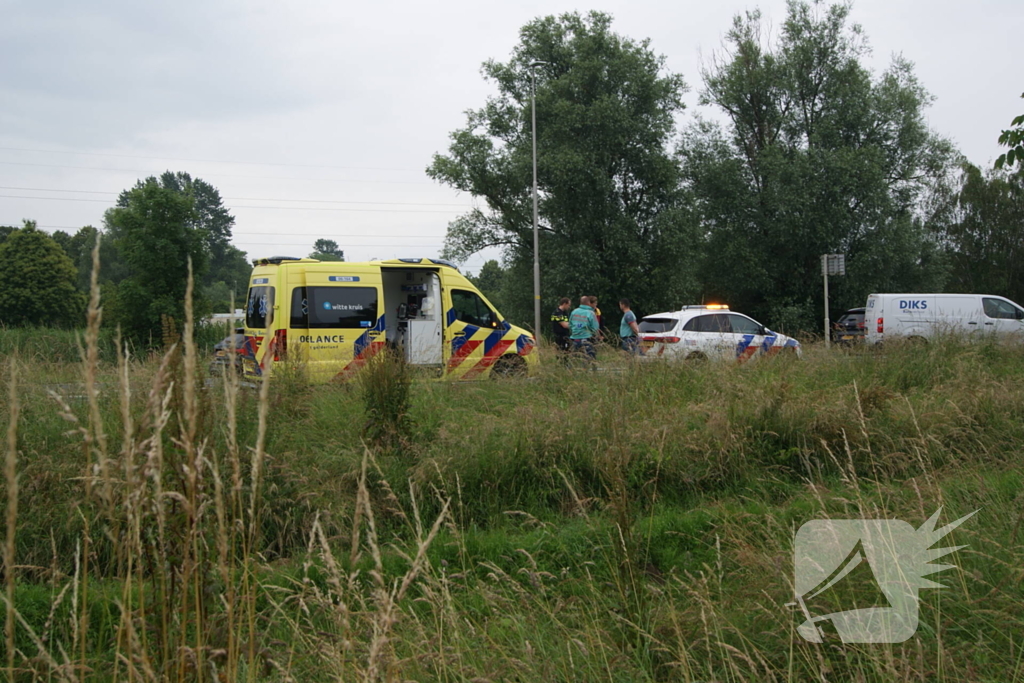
(381, 268, 442, 365)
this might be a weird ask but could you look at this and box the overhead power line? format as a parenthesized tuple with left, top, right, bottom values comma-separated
(0, 222, 449, 241)
(0, 160, 435, 185)
(236, 241, 443, 247)
(0, 146, 423, 173)
(0, 194, 463, 214)
(0, 185, 474, 208)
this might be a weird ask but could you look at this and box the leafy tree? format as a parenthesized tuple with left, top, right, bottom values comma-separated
(0, 225, 17, 245)
(681, 0, 953, 330)
(0, 220, 85, 327)
(105, 179, 207, 344)
(115, 172, 249, 322)
(50, 229, 72, 253)
(428, 11, 700, 329)
(310, 239, 344, 261)
(467, 259, 507, 310)
(205, 280, 235, 313)
(995, 93, 1024, 170)
(121, 172, 247, 287)
(51, 225, 123, 292)
(938, 163, 1024, 301)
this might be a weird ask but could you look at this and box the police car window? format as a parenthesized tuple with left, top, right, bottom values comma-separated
(684, 314, 730, 333)
(638, 318, 678, 333)
(290, 287, 308, 328)
(306, 287, 378, 329)
(451, 289, 497, 328)
(245, 286, 274, 329)
(983, 298, 1018, 320)
(728, 314, 761, 335)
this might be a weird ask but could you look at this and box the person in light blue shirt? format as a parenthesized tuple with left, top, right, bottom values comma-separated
(619, 298, 642, 356)
(568, 296, 600, 368)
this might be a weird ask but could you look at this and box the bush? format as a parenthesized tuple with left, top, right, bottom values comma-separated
(359, 346, 412, 452)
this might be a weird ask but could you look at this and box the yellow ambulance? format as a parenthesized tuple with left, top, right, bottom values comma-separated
(239, 256, 537, 382)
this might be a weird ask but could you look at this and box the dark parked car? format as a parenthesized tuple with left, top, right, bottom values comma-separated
(209, 327, 247, 375)
(832, 307, 866, 344)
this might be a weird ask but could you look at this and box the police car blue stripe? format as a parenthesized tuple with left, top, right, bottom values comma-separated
(735, 334, 755, 357)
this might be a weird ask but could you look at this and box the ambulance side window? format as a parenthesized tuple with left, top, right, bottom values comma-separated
(451, 289, 497, 328)
(290, 287, 308, 328)
(245, 286, 274, 329)
(306, 287, 379, 329)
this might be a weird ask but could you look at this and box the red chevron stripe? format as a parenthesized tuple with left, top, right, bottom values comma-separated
(447, 339, 482, 371)
(462, 339, 515, 379)
(333, 340, 386, 381)
(736, 344, 759, 364)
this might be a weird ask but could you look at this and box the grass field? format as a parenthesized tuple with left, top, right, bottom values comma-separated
(1, 308, 1023, 681)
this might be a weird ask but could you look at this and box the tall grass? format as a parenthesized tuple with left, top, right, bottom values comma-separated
(1, 263, 1023, 682)
(0, 320, 231, 365)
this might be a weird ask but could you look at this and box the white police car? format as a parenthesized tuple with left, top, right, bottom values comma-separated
(637, 305, 801, 362)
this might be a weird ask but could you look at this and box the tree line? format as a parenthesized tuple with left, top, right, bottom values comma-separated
(0, 172, 250, 345)
(439, 3, 1024, 334)
(3, 1, 1020, 343)
(0, 172, 353, 346)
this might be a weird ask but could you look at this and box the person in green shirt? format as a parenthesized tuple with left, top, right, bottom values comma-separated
(569, 296, 600, 368)
(619, 298, 642, 356)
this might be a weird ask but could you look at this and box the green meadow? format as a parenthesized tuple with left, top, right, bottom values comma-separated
(1, 320, 1022, 682)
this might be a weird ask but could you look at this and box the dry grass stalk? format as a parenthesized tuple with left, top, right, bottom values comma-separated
(4, 358, 18, 680)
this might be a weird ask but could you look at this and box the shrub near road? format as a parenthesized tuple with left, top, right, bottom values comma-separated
(1, 331, 1023, 681)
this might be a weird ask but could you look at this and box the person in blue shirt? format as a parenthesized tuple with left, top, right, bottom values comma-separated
(569, 296, 600, 368)
(618, 298, 642, 356)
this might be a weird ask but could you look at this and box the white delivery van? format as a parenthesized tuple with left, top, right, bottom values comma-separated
(864, 293, 1024, 344)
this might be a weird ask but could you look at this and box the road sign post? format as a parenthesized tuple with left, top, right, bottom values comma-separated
(822, 254, 846, 348)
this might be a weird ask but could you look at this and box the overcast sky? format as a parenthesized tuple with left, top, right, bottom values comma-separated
(1, 0, 1019, 274)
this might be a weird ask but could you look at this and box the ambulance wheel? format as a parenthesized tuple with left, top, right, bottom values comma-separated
(491, 355, 526, 379)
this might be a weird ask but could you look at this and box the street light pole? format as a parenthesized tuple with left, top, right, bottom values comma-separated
(530, 61, 545, 341)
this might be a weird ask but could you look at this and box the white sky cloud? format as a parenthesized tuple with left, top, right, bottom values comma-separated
(1, 0, 1019, 275)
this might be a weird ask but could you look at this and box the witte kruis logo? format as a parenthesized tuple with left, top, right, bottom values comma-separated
(791, 508, 977, 643)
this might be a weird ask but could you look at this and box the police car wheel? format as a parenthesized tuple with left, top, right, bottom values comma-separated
(685, 351, 708, 362)
(491, 355, 526, 378)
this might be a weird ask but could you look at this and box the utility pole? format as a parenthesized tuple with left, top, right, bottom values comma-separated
(530, 61, 547, 340)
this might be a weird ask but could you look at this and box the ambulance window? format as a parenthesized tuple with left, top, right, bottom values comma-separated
(451, 289, 497, 328)
(290, 287, 309, 328)
(983, 298, 1019, 320)
(306, 287, 378, 329)
(245, 286, 274, 329)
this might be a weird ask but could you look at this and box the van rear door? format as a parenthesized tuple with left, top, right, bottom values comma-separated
(296, 267, 385, 382)
(865, 295, 881, 343)
(243, 272, 277, 376)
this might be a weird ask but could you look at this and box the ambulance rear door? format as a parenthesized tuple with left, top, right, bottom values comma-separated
(294, 266, 385, 382)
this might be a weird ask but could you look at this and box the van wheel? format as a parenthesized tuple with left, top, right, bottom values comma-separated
(907, 336, 928, 346)
(491, 355, 527, 379)
(685, 351, 708, 362)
